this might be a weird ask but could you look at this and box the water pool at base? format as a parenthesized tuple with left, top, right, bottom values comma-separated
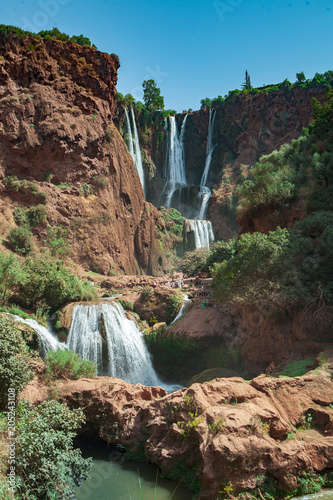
(75, 435, 194, 500)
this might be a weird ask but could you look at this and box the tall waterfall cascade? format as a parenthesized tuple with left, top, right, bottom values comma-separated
(124, 108, 145, 195)
(162, 115, 188, 208)
(188, 109, 216, 249)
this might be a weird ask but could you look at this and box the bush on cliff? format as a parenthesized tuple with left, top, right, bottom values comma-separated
(12, 255, 98, 311)
(0, 315, 34, 411)
(212, 228, 308, 312)
(7, 227, 33, 255)
(15, 399, 92, 499)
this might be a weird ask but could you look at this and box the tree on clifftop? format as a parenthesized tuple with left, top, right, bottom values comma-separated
(242, 70, 252, 90)
(142, 79, 164, 111)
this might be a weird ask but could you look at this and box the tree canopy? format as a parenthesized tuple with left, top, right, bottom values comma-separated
(142, 79, 164, 111)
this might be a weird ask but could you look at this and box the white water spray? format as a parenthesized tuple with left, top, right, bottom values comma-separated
(66, 301, 179, 390)
(162, 115, 188, 208)
(187, 109, 216, 248)
(124, 108, 145, 195)
(12, 315, 64, 356)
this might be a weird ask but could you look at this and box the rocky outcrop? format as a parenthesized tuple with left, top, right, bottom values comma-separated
(0, 33, 179, 275)
(164, 302, 332, 377)
(21, 364, 333, 499)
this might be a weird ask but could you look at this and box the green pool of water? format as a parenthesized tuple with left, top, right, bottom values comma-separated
(75, 435, 194, 500)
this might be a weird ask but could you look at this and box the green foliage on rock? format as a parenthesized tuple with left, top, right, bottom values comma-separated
(212, 228, 307, 311)
(14, 256, 99, 310)
(0, 24, 94, 47)
(7, 227, 33, 255)
(236, 162, 295, 217)
(44, 348, 96, 381)
(0, 315, 34, 410)
(15, 399, 92, 499)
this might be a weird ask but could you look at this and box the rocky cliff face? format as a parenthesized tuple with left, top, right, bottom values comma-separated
(22, 360, 333, 499)
(0, 33, 178, 275)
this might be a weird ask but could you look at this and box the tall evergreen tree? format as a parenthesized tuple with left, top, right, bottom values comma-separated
(242, 70, 252, 90)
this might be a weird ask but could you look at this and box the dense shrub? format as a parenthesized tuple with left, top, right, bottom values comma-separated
(7, 227, 33, 255)
(27, 204, 47, 226)
(212, 228, 307, 311)
(182, 248, 210, 277)
(0, 315, 34, 410)
(14, 256, 99, 310)
(140, 285, 154, 301)
(44, 348, 96, 381)
(16, 399, 92, 499)
(13, 207, 28, 227)
(236, 162, 295, 216)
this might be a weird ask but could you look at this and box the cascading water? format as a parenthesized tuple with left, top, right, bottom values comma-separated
(161, 115, 188, 208)
(12, 315, 64, 357)
(66, 301, 178, 390)
(124, 108, 145, 195)
(171, 294, 190, 324)
(187, 109, 216, 249)
(130, 108, 145, 195)
(124, 109, 134, 158)
(199, 109, 217, 189)
(188, 219, 215, 249)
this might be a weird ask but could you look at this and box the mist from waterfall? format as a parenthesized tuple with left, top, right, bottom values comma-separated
(124, 108, 145, 195)
(162, 115, 188, 208)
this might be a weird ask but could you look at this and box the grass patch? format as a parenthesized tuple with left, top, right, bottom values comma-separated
(277, 356, 317, 377)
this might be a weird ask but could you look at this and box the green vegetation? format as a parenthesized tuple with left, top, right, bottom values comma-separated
(236, 162, 295, 217)
(0, 315, 34, 410)
(209, 417, 226, 435)
(13, 255, 98, 310)
(242, 70, 252, 90)
(15, 399, 92, 499)
(0, 24, 95, 48)
(0, 251, 98, 312)
(7, 227, 33, 255)
(200, 69, 333, 108)
(277, 356, 317, 377)
(44, 348, 96, 381)
(142, 79, 164, 112)
(181, 92, 333, 327)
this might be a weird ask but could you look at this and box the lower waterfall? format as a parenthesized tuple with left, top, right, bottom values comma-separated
(67, 301, 178, 389)
(189, 219, 215, 249)
(13, 315, 64, 356)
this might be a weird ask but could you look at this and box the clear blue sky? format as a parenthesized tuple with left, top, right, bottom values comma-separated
(1, 0, 332, 111)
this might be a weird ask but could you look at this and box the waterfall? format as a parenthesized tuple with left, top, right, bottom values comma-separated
(124, 109, 134, 158)
(171, 294, 190, 324)
(200, 109, 217, 188)
(12, 315, 64, 357)
(189, 219, 215, 249)
(130, 108, 145, 195)
(66, 301, 178, 389)
(162, 115, 188, 208)
(186, 109, 216, 249)
(124, 108, 145, 195)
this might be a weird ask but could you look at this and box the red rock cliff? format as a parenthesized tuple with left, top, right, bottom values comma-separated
(0, 33, 175, 275)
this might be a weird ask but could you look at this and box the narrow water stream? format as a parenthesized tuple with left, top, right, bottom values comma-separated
(75, 435, 194, 500)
